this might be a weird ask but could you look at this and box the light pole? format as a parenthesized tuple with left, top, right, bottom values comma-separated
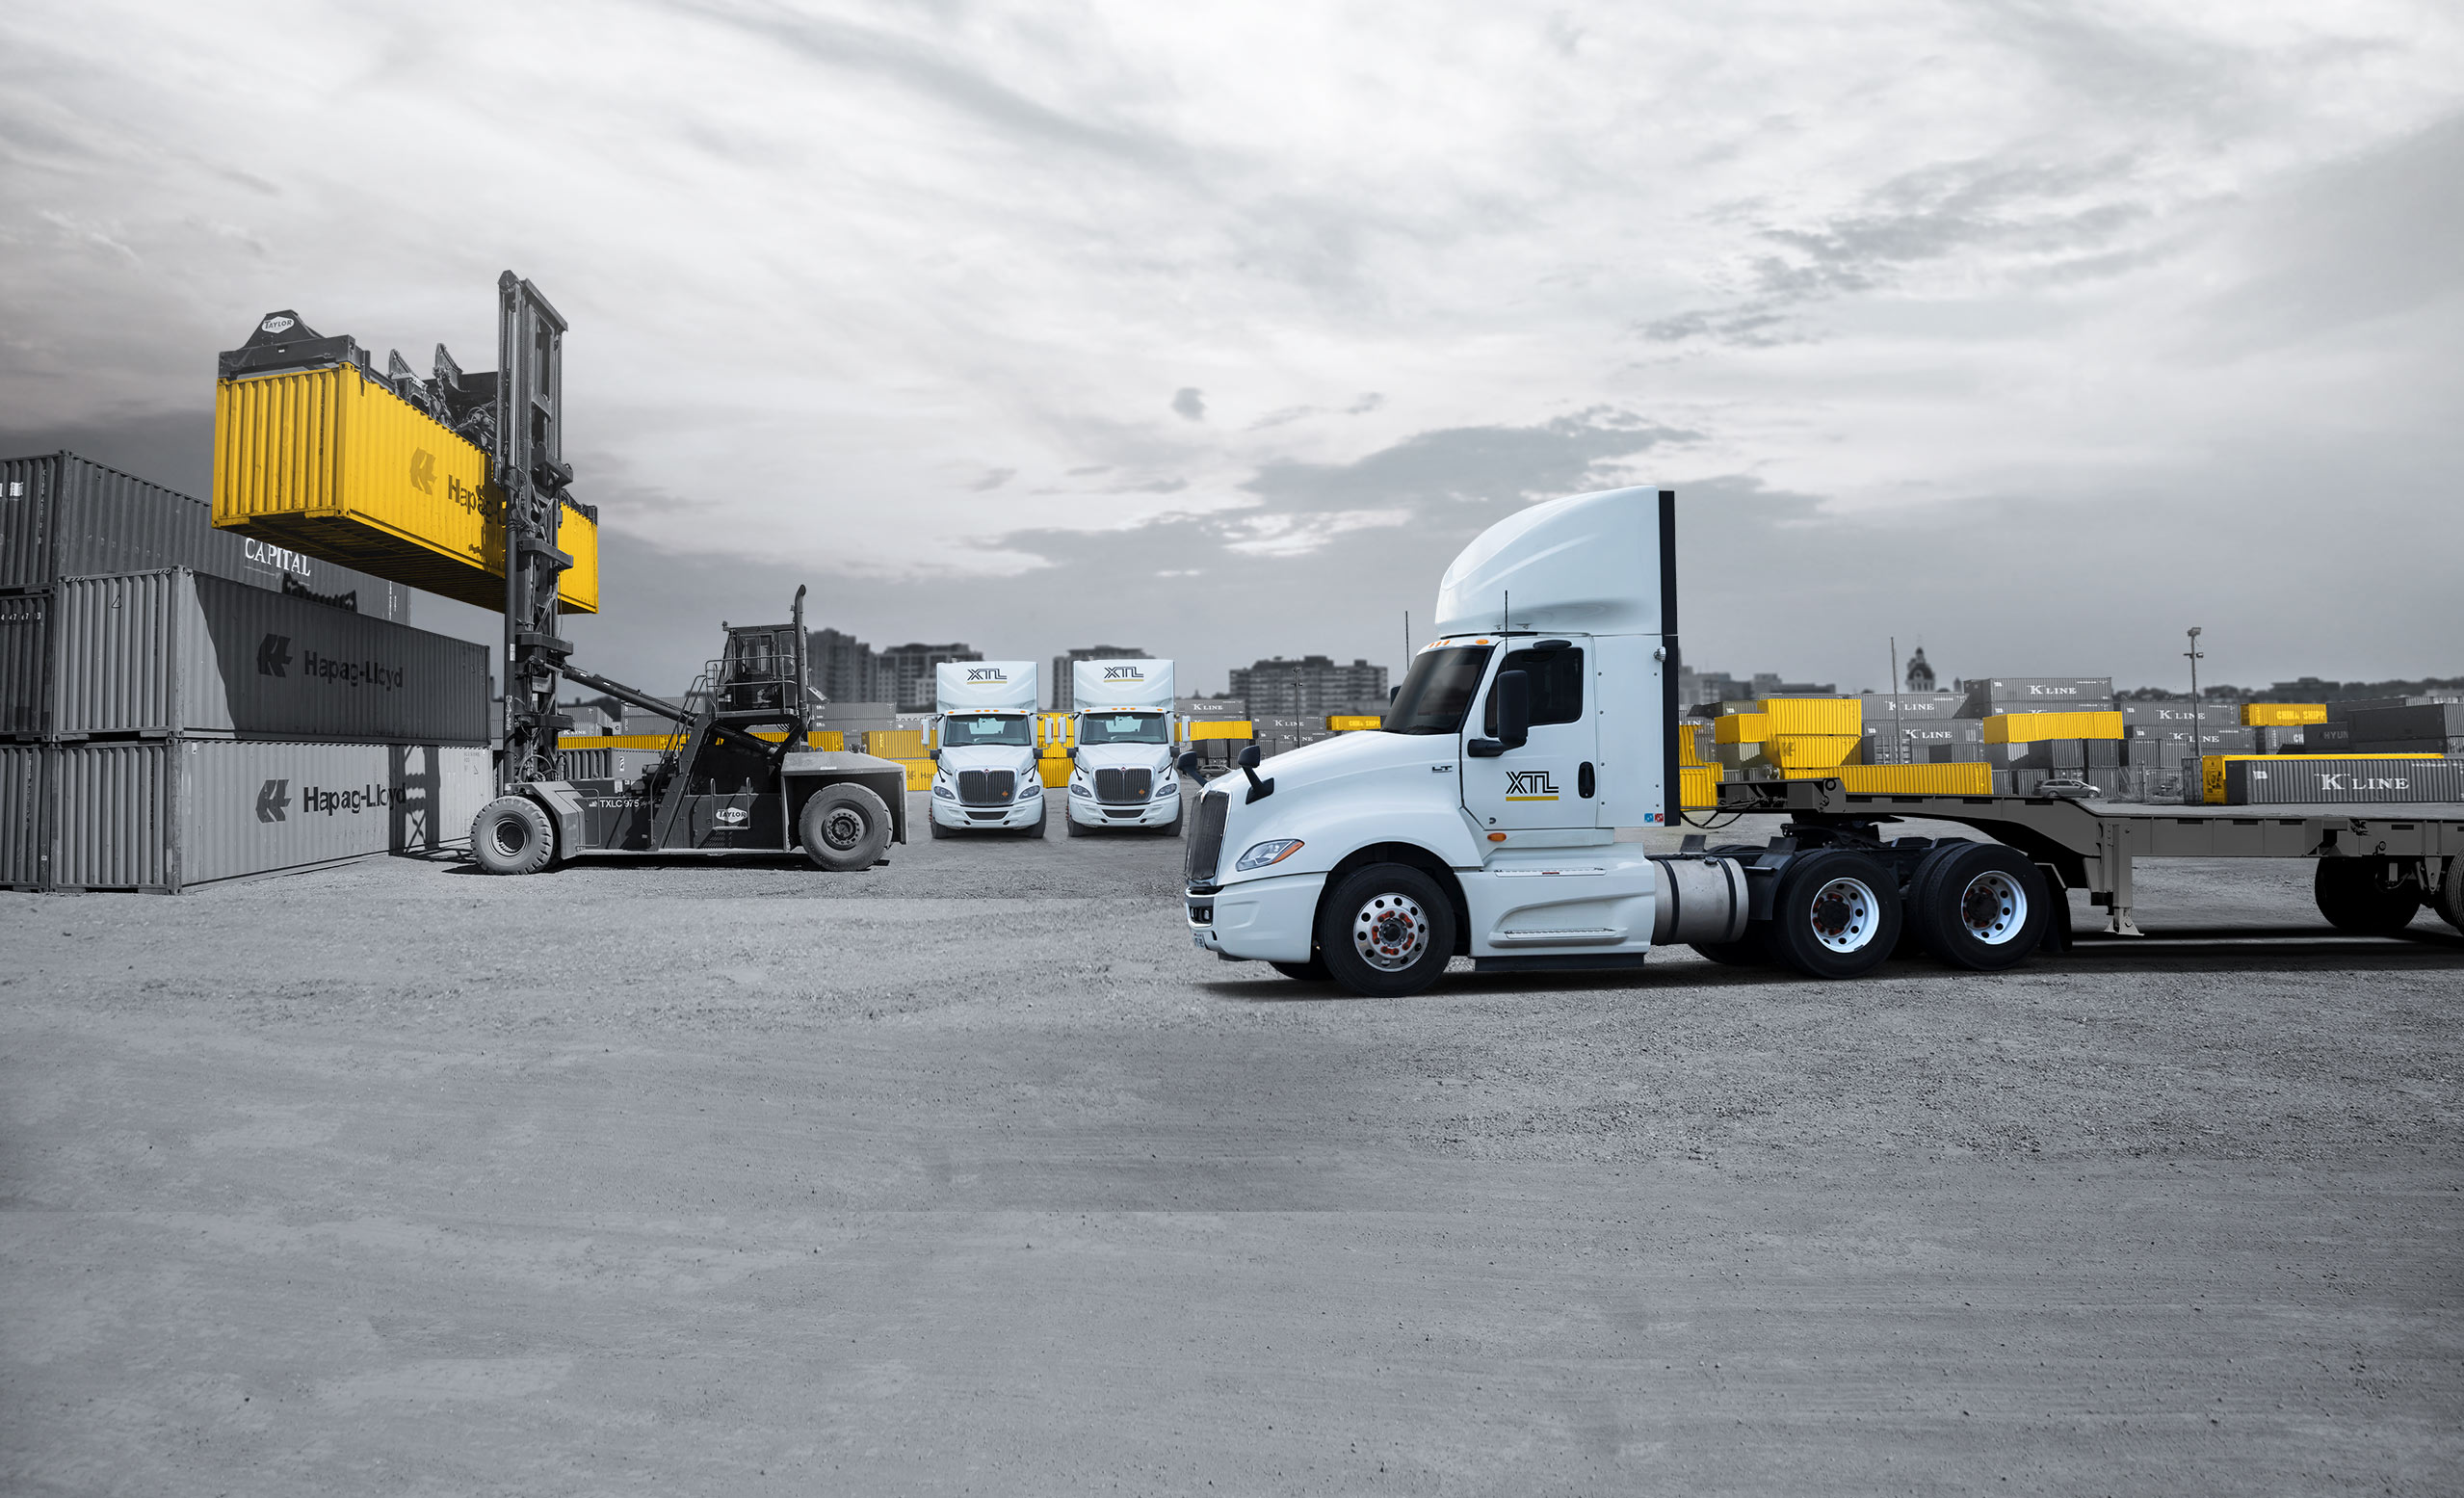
(2186, 626, 2205, 800)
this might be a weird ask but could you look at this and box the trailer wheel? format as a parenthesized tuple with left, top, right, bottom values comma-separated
(1319, 863, 1456, 998)
(470, 796, 557, 876)
(2436, 857, 2464, 935)
(1908, 843, 2046, 971)
(1765, 850, 1901, 979)
(2314, 858, 2422, 934)
(800, 784, 891, 872)
(1271, 956, 1332, 982)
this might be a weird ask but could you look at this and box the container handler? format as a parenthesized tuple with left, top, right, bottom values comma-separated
(1181, 487, 2464, 996)
(1063, 658, 1186, 836)
(468, 585, 909, 874)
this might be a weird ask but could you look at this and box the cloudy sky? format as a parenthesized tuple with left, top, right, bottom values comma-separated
(5, 1, 2459, 699)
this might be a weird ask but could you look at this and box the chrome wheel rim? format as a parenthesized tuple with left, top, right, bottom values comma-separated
(1957, 871, 2026, 945)
(1352, 893, 1429, 971)
(1806, 877, 1880, 953)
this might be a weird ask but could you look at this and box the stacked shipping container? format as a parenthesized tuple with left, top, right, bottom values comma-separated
(3, 453, 491, 891)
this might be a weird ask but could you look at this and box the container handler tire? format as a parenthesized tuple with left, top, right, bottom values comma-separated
(800, 784, 891, 872)
(2436, 857, 2464, 935)
(1270, 956, 1332, 982)
(1766, 849, 1902, 980)
(1319, 863, 1456, 998)
(1908, 843, 2046, 972)
(2314, 857, 2422, 935)
(471, 796, 557, 876)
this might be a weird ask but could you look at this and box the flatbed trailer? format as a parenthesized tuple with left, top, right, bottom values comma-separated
(1712, 778, 2464, 938)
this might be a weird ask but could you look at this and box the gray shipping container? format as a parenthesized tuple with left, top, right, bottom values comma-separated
(1958, 678, 2113, 716)
(0, 739, 491, 891)
(2118, 700, 2218, 727)
(2222, 756, 2463, 806)
(1, 451, 407, 618)
(1861, 695, 1964, 721)
(12, 569, 487, 743)
(2324, 696, 2459, 723)
(2346, 702, 2464, 744)
(0, 591, 45, 736)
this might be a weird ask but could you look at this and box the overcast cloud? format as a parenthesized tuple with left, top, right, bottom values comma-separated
(4, 1, 2459, 697)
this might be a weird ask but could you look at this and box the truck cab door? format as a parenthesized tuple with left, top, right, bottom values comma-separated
(1461, 641, 1598, 833)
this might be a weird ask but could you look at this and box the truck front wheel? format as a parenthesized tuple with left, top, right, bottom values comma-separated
(1766, 850, 1901, 979)
(801, 784, 891, 871)
(2315, 858, 2422, 934)
(1319, 864, 1455, 998)
(2436, 857, 2464, 935)
(470, 796, 557, 876)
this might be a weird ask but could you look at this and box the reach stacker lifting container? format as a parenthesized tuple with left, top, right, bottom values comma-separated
(1179, 486, 2464, 997)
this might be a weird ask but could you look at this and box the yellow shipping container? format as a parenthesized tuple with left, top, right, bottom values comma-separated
(1679, 765, 1719, 808)
(1187, 720, 1254, 742)
(1785, 763, 1993, 795)
(1037, 757, 1073, 789)
(213, 362, 600, 614)
(1761, 697, 1861, 736)
(1327, 715, 1382, 732)
(1713, 713, 1769, 746)
(1984, 710, 2124, 744)
(1766, 733, 1862, 769)
(2199, 752, 2441, 804)
(867, 728, 929, 759)
(2242, 702, 2327, 727)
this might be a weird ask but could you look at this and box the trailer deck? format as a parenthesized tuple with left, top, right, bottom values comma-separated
(1711, 778, 2464, 934)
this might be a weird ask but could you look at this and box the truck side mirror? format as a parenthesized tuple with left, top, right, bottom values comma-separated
(1237, 743, 1261, 770)
(1176, 751, 1199, 777)
(1493, 670, 1532, 749)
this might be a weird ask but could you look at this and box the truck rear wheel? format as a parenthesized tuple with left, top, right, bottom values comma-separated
(470, 796, 557, 876)
(2315, 858, 2422, 934)
(1766, 850, 1901, 979)
(1319, 863, 1455, 998)
(2436, 857, 2464, 935)
(801, 784, 891, 872)
(1908, 844, 2046, 971)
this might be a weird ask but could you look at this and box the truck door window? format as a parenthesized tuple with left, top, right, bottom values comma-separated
(1383, 645, 1495, 735)
(1483, 646, 1584, 734)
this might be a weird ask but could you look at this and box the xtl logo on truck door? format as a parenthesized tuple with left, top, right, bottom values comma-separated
(256, 780, 289, 823)
(1505, 770, 1560, 801)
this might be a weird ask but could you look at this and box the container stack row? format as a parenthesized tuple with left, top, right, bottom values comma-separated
(2, 452, 494, 891)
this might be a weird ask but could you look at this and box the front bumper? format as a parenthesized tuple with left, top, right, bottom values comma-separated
(931, 790, 1044, 829)
(1186, 871, 1324, 962)
(1069, 791, 1180, 828)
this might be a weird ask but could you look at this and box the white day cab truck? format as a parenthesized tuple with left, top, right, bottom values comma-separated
(1065, 658, 1186, 837)
(929, 660, 1047, 838)
(1181, 486, 2464, 997)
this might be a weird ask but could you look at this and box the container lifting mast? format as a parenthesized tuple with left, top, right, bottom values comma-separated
(493, 273, 577, 787)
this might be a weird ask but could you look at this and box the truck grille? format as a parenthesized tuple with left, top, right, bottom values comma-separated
(957, 769, 1015, 805)
(1093, 767, 1152, 804)
(1186, 790, 1228, 886)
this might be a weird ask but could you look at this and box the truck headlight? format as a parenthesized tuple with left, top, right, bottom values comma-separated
(1015, 777, 1040, 801)
(1153, 778, 1178, 799)
(931, 780, 957, 800)
(1234, 838, 1303, 871)
(1069, 778, 1092, 798)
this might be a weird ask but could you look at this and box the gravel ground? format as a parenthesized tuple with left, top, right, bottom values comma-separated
(3, 797, 2458, 1494)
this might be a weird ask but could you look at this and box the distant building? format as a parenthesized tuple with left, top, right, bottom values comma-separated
(1229, 655, 1389, 718)
(807, 626, 886, 706)
(1905, 647, 1936, 694)
(1051, 645, 1151, 710)
(878, 643, 983, 712)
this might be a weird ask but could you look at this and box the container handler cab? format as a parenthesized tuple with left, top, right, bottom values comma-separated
(469, 586, 909, 874)
(1063, 658, 1186, 836)
(1181, 486, 2464, 996)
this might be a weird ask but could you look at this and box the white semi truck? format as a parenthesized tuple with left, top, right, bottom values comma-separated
(1181, 486, 2464, 996)
(1064, 658, 1185, 837)
(928, 660, 1047, 838)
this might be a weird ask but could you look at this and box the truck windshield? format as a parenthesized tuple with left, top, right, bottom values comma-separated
(943, 714, 1031, 747)
(1383, 645, 1494, 735)
(1080, 713, 1167, 745)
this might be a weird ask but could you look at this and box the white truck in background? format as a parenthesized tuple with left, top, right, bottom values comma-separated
(929, 661, 1046, 838)
(1064, 659, 1184, 837)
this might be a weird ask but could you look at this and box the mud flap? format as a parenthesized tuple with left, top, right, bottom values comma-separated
(2034, 861, 2071, 956)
